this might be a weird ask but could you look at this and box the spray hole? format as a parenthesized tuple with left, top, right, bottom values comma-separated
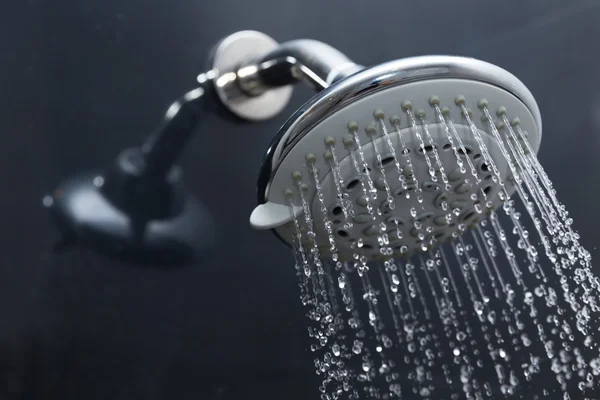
(484, 174, 493, 181)
(361, 243, 374, 250)
(346, 179, 360, 190)
(458, 146, 473, 156)
(378, 156, 395, 168)
(461, 210, 477, 222)
(483, 185, 493, 195)
(417, 144, 437, 154)
(331, 206, 343, 216)
(337, 229, 349, 238)
(422, 181, 441, 192)
(362, 167, 372, 174)
(394, 185, 415, 198)
(480, 163, 490, 173)
(416, 212, 434, 223)
(332, 220, 341, 225)
(387, 216, 405, 226)
(443, 143, 452, 151)
(473, 153, 482, 160)
(434, 193, 449, 209)
(380, 201, 393, 215)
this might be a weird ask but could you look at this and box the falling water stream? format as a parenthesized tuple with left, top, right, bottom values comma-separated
(284, 103, 597, 399)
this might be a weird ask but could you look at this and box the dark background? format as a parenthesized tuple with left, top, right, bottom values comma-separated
(2, 0, 600, 398)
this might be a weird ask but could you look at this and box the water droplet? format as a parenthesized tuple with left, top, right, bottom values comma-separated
(474, 301, 484, 315)
(362, 361, 371, 372)
(332, 344, 341, 357)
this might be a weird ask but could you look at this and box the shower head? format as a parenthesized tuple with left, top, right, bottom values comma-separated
(231, 34, 543, 261)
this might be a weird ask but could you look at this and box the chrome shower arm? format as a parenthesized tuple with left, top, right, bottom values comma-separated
(237, 40, 364, 94)
(143, 39, 361, 176)
(206, 32, 364, 122)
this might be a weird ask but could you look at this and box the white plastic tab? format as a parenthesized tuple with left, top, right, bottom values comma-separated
(250, 202, 303, 230)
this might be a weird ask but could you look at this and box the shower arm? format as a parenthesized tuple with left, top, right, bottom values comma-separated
(235, 40, 363, 92)
(110, 40, 362, 188)
(204, 37, 365, 120)
(142, 39, 363, 182)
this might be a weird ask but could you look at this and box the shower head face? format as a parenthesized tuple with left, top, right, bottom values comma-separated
(250, 56, 542, 261)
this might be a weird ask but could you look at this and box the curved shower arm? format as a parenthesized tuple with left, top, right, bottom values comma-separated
(140, 85, 210, 180)
(205, 33, 365, 122)
(120, 41, 361, 182)
(144, 39, 359, 178)
(238, 40, 365, 93)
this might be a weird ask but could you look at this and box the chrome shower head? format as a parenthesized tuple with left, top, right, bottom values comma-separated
(230, 33, 543, 261)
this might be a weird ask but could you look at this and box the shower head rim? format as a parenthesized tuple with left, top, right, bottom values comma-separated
(256, 55, 542, 204)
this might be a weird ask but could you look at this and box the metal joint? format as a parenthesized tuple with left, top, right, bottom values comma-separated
(207, 31, 364, 121)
